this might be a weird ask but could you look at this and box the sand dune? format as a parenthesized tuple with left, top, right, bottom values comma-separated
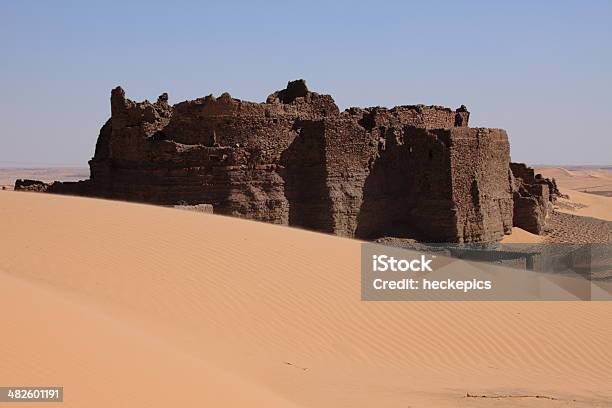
(536, 166, 612, 194)
(1, 191, 612, 407)
(555, 189, 612, 222)
(535, 166, 612, 222)
(0, 272, 299, 407)
(501, 227, 544, 244)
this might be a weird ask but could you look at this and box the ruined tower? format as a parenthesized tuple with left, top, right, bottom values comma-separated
(17, 80, 555, 243)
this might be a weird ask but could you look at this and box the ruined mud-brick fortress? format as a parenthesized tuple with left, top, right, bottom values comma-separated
(17, 80, 558, 243)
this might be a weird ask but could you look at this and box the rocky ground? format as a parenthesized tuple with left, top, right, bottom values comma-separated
(544, 211, 612, 244)
(0, 167, 88, 190)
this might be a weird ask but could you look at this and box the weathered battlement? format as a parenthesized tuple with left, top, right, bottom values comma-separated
(347, 103, 469, 131)
(510, 162, 560, 234)
(16, 79, 554, 243)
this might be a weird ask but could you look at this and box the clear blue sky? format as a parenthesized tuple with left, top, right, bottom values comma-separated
(1, 0, 610, 166)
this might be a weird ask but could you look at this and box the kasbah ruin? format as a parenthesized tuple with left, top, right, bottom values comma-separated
(16, 80, 560, 243)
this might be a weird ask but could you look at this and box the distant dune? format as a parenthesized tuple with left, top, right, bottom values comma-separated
(536, 166, 612, 222)
(553, 189, 612, 222)
(536, 166, 612, 196)
(1, 191, 611, 407)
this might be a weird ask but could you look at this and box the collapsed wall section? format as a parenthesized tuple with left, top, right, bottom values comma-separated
(348, 104, 469, 131)
(510, 162, 557, 234)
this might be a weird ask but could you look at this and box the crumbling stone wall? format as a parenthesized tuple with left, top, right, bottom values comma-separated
(350, 126, 513, 242)
(446, 128, 514, 242)
(510, 162, 557, 234)
(14, 179, 52, 192)
(15, 79, 553, 243)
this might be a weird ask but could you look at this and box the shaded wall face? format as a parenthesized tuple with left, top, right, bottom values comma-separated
(278, 118, 458, 239)
(354, 127, 455, 240)
(266, 121, 511, 243)
(510, 162, 552, 234)
(323, 119, 378, 237)
(510, 162, 535, 184)
(337, 108, 473, 241)
(280, 119, 379, 236)
(445, 128, 513, 243)
(513, 194, 547, 234)
(278, 119, 464, 241)
(281, 121, 333, 232)
(400, 128, 456, 241)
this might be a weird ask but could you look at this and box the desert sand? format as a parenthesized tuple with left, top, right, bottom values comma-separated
(1, 190, 611, 407)
(553, 189, 612, 222)
(500, 227, 544, 244)
(536, 167, 612, 221)
(536, 166, 612, 195)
